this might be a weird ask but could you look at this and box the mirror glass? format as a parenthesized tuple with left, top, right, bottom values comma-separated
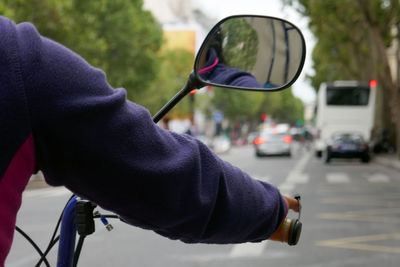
(194, 16, 305, 91)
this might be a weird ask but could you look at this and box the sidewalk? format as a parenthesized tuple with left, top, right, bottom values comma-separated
(373, 153, 400, 172)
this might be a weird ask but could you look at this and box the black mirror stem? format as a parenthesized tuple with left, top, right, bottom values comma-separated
(152, 72, 204, 123)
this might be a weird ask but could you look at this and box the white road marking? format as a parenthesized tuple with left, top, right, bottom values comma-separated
(287, 173, 310, 184)
(326, 173, 350, 183)
(326, 172, 390, 184)
(229, 241, 268, 257)
(368, 173, 390, 183)
(279, 152, 311, 195)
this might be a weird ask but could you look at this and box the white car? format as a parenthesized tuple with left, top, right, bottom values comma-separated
(253, 129, 293, 157)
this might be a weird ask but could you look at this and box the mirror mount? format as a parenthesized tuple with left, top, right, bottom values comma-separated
(152, 72, 204, 123)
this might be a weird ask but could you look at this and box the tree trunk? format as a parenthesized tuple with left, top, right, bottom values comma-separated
(370, 26, 399, 156)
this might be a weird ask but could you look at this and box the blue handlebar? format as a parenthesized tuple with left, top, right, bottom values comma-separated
(57, 196, 77, 267)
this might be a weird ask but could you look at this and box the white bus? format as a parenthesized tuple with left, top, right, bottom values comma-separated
(314, 80, 376, 157)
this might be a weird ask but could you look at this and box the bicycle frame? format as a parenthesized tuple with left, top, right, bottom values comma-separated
(57, 196, 77, 267)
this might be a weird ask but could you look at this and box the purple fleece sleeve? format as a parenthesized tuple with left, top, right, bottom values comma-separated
(199, 47, 261, 88)
(15, 20, 287, 243)
(210, 63, 262, 88)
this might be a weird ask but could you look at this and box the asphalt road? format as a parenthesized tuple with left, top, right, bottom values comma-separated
(6, 144, 400, 267)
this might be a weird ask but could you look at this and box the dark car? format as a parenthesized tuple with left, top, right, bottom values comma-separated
(325, 132, 370, 163)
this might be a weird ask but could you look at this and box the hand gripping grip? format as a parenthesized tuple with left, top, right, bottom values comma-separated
(269, 194, 302, 246)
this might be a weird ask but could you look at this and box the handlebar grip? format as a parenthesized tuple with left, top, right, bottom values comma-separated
(269, 218, 302, 246)
(269, 194, 302, 246)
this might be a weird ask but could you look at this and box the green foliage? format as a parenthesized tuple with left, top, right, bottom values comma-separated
(295, 1, 371, 89)
(0, 0, 164, 102)
(287, 0, 400, 154)
(64, 0, 164, 99)
(286, 0, 400, 92)
(258, 89, 304, 124)
(141, 49, 194, 115)
(0, 0, 70, 41)
(212, 87, 304, 124)
(220, 18, 258, 72)
(280, 89, 305, 124)
(212, 89, 264, 120)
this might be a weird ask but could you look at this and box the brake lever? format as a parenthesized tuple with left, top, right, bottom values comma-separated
(294, 194, 301, 221)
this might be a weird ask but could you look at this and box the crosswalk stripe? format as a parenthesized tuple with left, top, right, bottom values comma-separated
(287, 173, 310, 183)
(326, 173, 350, 183)
(326, 172, 391, 183)
(229, 241, 267, 257)
(368, 173, 390, 183)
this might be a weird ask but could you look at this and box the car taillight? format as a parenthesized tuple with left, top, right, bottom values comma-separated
(332, 143, 339, 149)
(254, 137, 267, 145)
(283, 136, 293, 143)
(359, 143, 367, 149)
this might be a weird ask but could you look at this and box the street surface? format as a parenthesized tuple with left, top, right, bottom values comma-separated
(6, 144, 400, 266)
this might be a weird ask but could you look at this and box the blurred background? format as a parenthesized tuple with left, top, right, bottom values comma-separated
(3, 0, 400, 266)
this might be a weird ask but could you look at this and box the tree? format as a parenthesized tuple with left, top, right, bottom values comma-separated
(356, 0, 400, 155)
(0, 0, 70, 42)
(0, 0, 163, 102)
(63, 0, 164, 99)
(286, 0, 400, 155)
(287, 0, 378, 88)
(258, 89, 304, 124)
(142, 48, 194, 116)
(220, 18, 258, 72)
(212, 89, 264, 121)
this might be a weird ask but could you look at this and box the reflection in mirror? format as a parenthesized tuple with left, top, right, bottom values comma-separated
(195, 16, 305, 91)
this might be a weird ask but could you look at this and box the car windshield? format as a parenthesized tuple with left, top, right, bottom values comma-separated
(332, 133, 363, 142)
(326, 86, 370, 106)
(260, 131, 287, 140)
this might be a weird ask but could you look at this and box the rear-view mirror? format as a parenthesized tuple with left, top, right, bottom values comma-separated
(194, 15, 306, 91)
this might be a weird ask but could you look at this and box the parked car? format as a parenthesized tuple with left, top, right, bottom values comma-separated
(253, 128, 293, 157)
(324, 132, 370, 163)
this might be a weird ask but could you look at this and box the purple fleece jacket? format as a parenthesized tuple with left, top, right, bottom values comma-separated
(199, 47, 262, 88)
(0, 16, 287, 264)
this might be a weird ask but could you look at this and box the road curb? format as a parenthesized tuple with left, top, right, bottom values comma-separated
(373, 155, 400, 172)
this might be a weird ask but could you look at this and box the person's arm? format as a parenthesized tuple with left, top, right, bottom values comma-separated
(199, 47, 262, 88)
(17, 20, 289, 243)
(211, 63, 262, 88)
